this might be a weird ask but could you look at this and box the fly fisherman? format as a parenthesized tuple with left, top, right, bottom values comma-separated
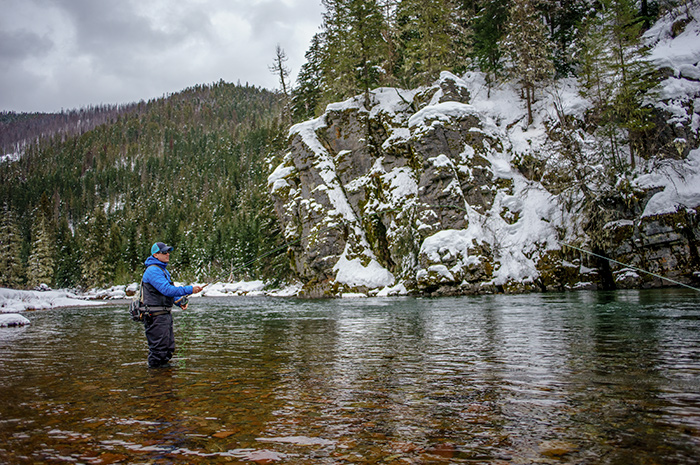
(142, 242, 204, 368)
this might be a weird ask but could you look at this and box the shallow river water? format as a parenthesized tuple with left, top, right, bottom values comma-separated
(1, 289, 699, 464)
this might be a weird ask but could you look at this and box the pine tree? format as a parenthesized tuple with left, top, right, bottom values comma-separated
(80, 207, 110, 288)
(292, 34, 325, 121)
(540, 0, 587, 77)
(54, 216, 80, 288)
(320, 0, 355, 102)
(123, 219, 140, 279)
(469, 0, 509, 90)
(578, 11, 611, 111)
(397, 0, 466, 87)
(26, 214, 55, 288)
(377, 0, 401, 86)
(605, 0, 656, 167)
(351, 0, 390, 103)
(501, 0, 555, 126)
(269, 43, 291, 97)
(578, 0, 656, 170)
(105, 222, 124, 283)
(0, 203, 24, 288)
(321, 0, 390, 105)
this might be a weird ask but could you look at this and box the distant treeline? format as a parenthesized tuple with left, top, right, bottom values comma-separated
(1, 104, 146, 157)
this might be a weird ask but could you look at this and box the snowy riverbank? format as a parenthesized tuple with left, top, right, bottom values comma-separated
(0, 281, 306, 314)
(0, 288, 105, 313)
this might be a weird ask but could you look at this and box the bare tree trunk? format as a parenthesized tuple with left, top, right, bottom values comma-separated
(526, 85, 533, 126)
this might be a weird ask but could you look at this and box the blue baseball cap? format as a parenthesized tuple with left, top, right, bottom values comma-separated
(151, 242, 173, 255)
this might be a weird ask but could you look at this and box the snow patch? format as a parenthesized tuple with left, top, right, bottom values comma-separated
(333, 254, 394, 289)
(204, 280, 266, 296)
(0, 288, 105, 313)
(0, 313, 31, 327)
(408, 102, 481, 131)
(636, 148, 700, 216)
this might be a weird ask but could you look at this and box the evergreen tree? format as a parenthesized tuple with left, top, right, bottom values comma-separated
(578, 0, 656, 170)
(578, 10, 611, 111)
(501, 0, 555, 125)
(469, 0, 509, 90)
(292, 34, 325, 121)
(350, 0, 390, 103)
(54, 216, 80, 288)
(321, 0, 390, 105)
(540, 0, 587, 77)
(0, 203, 24, 288)
(377, 0, 401, 86)
(605, 0, 656, 167)
(269, 43, 291, 97)
(80, 208, 110, 288)
(321, 0, 355, 102)
(123, 220, 140, 279)
(26, 214, 55, 288)
(106, 222, 125, 283)
(397, 0, 466, 87)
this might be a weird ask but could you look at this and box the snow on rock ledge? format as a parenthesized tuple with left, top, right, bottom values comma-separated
(269, 72, 569, 296)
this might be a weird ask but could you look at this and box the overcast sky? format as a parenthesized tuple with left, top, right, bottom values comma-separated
(0, 0, 324, 113)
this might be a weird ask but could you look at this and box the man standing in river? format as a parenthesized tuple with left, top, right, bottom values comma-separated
(142, 242, 204, 368)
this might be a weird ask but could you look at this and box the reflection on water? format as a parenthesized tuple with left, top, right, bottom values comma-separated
(1, 289, 699, 464)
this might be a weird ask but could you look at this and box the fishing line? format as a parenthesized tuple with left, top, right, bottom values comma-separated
(188, 201, 700, 294)
(423, 203, 700, 293)
(562, 242, 700, 293)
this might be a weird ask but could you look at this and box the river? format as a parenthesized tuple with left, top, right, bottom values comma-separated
(1, 289, 699, 464)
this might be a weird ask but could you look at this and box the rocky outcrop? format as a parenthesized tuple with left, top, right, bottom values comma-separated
(269, 71, 700, 297)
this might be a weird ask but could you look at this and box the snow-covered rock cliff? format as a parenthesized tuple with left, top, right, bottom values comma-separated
(269, 7, 700, 297)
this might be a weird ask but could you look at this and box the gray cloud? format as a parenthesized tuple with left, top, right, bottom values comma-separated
(0, 29, 53, 64)
(0, 0, 322, 112)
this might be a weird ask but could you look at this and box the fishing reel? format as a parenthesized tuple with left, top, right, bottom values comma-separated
(175, 296, 189, 308)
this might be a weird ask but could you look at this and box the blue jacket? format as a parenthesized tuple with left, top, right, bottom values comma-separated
(142, 256, 193, 307)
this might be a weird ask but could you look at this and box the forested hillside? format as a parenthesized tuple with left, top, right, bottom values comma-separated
(1, 104, 144, 160)
(1, 82, 290, 289)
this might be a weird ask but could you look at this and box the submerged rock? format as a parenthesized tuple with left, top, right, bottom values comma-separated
(539, 440, 578, 458)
